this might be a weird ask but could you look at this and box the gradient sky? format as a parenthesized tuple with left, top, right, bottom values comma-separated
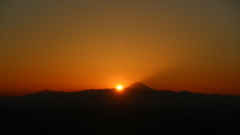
(1, 0, 240, 96)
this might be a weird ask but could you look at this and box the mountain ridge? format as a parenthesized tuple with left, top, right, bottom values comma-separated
(1, 82, 239, 107)
(1, 82, 240, 135)
(27, 82, 239, 98)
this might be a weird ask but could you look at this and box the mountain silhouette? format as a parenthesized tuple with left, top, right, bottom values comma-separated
(30, 89, 60, 96)
(5, 82, 239, 106)
(0, 82, 240, 135)
(126, 82, 154, 91)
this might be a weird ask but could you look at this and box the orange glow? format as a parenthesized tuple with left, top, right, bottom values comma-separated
(116, 85, 123, 91)
(0, 1, 240, 96)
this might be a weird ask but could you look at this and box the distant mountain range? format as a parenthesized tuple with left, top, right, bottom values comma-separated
(0, 82, 240, 135)
(1, 82, 239, 107)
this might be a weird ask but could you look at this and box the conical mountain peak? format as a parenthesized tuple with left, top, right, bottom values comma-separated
(127, 82, 154, 91)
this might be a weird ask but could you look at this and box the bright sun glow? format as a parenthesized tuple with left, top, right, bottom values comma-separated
(116, 85, 123, 91)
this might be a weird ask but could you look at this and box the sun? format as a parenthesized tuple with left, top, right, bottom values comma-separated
(116, 85, 123, 91)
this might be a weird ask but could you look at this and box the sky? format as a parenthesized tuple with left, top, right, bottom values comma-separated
(0, 0, 240, 96)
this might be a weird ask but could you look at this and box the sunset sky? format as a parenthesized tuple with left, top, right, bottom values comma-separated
(1, 0, 240, 96)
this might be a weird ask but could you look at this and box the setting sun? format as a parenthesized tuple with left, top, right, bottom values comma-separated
(116, 85, 123, 91)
